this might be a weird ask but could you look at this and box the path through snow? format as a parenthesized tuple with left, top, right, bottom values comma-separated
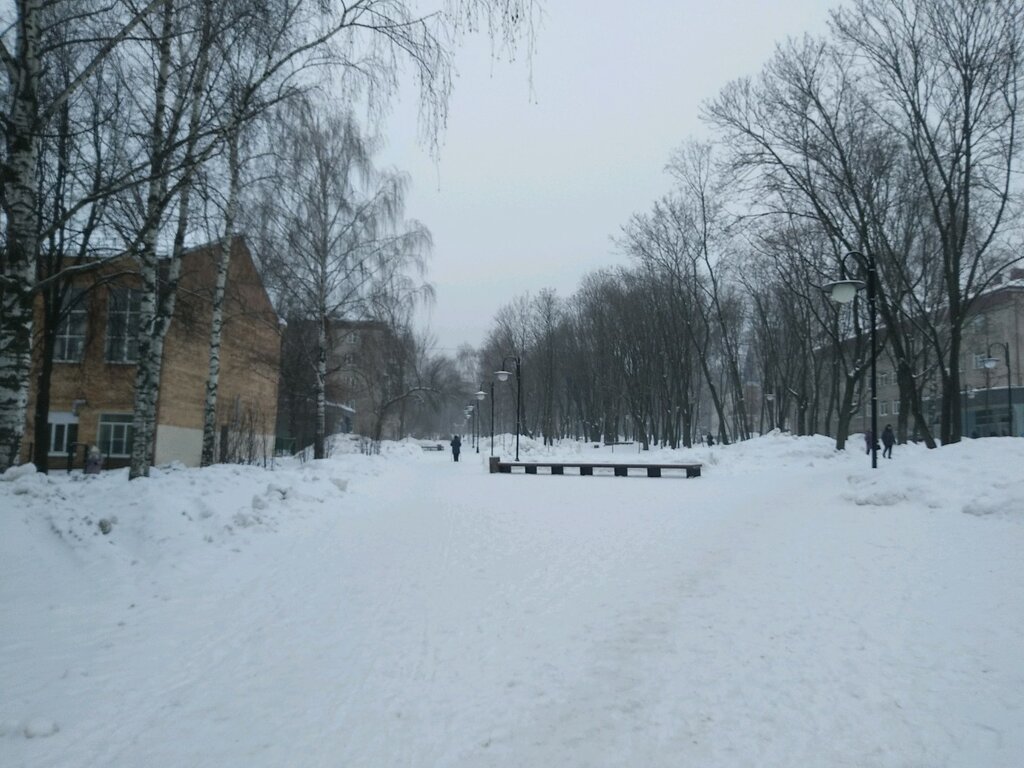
(2, 436, 1022, 767)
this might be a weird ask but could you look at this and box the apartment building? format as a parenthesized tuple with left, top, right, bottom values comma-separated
(850, 273, 1023, 438)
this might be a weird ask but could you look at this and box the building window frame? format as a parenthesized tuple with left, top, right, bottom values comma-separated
(105, 288, 141, 363)
(98, 413, 134, 458)
(54, 288, 88, 362)
(48, 412, 79, 456)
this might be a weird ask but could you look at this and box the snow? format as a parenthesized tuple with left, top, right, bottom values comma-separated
(2, 433, 1022, 767)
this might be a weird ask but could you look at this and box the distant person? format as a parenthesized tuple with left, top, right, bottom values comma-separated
(881, 424, 895, 459)
(706, 433, 715, 447)
(865, 430, 873, 454)
(450, 434, 461, 462)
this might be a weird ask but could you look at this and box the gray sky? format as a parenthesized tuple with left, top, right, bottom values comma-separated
(380, 0, 839, 354)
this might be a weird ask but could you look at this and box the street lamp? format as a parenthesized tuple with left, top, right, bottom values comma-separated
(495, 355, 522, 461)
(962, 385, 978, 437)
(474, 389, 486, 453)
(466, 404, 477, 451)
(825, 250, 878, 469)
(983, 342, 1013, 437)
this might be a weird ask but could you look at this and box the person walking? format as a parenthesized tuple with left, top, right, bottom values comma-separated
(881, 424, 895, 459)
(865, 430, 874, 455)
(450, 434, 462, 462)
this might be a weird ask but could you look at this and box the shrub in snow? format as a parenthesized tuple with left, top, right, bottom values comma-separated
(98, 519, 112, 535)
(23, 718, 59, 738)
(266, 483, 289, 500)
(1, 463, 36, 481)
(232, 512, 261, 528)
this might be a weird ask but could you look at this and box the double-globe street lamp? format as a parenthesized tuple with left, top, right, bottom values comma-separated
(495, 355, 522, 461)
(825, 250, 878, 469)
(464, 405, 474, 452)
(983, 342, 1014, 437)
(473, 388, 486, 453)
(482, 383, 495, 456)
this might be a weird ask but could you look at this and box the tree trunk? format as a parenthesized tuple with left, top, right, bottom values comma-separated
(128, 0, 175, 480)
(31, 290, 60, 472)
(0, 0, 43, 470)
(201, 131, 240, 466)
(314, 314, 327, 460)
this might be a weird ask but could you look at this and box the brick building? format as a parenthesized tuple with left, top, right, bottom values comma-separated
(275, 318, 400, 451)
(22, 237, 282, 469)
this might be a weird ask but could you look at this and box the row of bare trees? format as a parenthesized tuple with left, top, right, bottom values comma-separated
(1, 0, 538, 474)
(476, 0, 1024, 451)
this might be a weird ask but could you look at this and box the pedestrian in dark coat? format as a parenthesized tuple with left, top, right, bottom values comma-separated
(881, 424, 895, 459)
(450, 434, 462, 462)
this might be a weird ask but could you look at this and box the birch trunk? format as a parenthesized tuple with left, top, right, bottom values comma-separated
(0, 0, 42, 470)
(128, 0, 213, 477)
(127, 0, 175, 479)
(200, 132, 241, 466)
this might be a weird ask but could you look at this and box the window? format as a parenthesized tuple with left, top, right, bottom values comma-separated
(972, 353, 988, 370)
(892, 400, 900, 415)
(48, 412, 79, 456)
(878, 371, 889, 388)
(98, 414, 134, 457)
(105, 289, 141, 363)
(55, 289, 87, 362)
(343, 352, 356, 366)
(880, 401, 889, 416)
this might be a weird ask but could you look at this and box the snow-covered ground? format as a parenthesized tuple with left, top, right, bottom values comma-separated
(2, 433, 1022, 767)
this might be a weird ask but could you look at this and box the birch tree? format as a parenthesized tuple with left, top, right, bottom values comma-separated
(256, 101, 431, 459)
(0, 0, 168, 470)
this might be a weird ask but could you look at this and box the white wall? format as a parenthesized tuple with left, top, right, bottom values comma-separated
(154, 424, 202, 467)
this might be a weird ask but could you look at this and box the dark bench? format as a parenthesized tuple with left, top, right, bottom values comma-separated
(489, 457, 701, 478)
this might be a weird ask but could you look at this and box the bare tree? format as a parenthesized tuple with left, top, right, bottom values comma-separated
(1, 0, 168, 470)
(255, 100, 431, 459)
(831, 0, 1024, 443)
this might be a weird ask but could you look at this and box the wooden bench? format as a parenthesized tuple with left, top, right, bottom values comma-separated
(489, 457, 701, 478)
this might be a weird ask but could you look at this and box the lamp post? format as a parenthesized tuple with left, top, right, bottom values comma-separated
(495, 355, 522, 461)
(983, 342, 1013, 437)
(474, 388, 486, 453)
(466, 405, 477, 451)
(825, 250, 878, 469)
(485, 382, 493, 454)
(765, 391, 775, 432)
(962, 385, 977, 437)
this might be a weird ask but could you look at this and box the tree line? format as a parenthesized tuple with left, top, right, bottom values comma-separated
(474, 0, 1023, 451)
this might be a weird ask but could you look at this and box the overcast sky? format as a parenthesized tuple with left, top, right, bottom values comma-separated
(379, 0, 840, 354)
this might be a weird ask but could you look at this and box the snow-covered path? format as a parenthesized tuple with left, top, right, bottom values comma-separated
(2, 437, 1022, 767)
